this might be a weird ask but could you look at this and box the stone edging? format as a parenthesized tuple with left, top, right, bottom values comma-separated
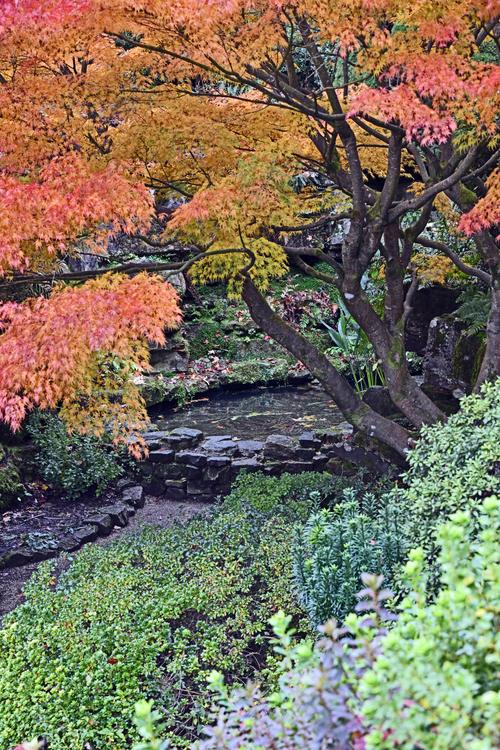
(0, 484, 145, 570)
(140, 425, 359, 501)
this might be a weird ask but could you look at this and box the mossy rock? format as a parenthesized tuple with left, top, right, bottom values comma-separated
(228, 357, 291, 385)
(140, 375, 179, 406)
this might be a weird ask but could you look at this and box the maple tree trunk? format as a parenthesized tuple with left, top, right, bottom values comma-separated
(242, 277, 411, 460)
(339, 270, 444, 428)
(475, 275, 500, 390)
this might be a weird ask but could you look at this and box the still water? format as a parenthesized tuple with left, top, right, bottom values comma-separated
(153, 385, 343, 439)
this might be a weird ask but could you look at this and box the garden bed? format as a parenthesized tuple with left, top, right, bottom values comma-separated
(0, 482, 145, 570)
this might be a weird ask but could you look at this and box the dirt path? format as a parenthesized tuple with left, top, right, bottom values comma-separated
(0, 495, 210, 621)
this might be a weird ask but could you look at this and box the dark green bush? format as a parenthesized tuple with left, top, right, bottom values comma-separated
(0, 472, 331, 749)
(0, 444, 24, 510)
(27, 412, 125, 499)
(294, 495, 406, 625)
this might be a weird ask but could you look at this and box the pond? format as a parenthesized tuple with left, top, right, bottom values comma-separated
(152, 384, 344, 439)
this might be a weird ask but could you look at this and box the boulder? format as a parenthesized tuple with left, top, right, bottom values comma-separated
(57, 534, 81, 553)
(204, 457, 231, 483)
(122, 486, 145, 508)
(423, 315, 483, 395)
(230, 457, 262, 479)
(99, 503, 133, 527)
(280, 460, 314, 474)
(175, 451, 208, 468)
(164, 479, 187, 499)
(186, 480, 212, 496)
(84, 512, 114, 535)
(298, 431, 322, 450)
(201, 436, 239, 455)
(73, 524, 100, 545)
(183, 464, 203, 479)
(143, 331, 191, 389)
(165, 428, 204, 449)
(142, 430, 172, 450)
(312, 452, 328, 469)
(144, 476, 165, 496)
(149, 448, 176, 464)
(0, 547, 41, 568)
(155, 462, 185, 480)
(405, 285, 459, 355)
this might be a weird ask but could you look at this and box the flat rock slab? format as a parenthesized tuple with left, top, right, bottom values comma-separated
(263, 434, 299, 459)
(201, 436, 239, 455)
(235, 439, 264, 456)
(175, 451, 208, 468)
(122, 486, 145, 507)
(149, 448, 176, 464)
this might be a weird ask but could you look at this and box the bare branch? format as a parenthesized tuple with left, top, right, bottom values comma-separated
(0, 247, 255, 292)
(415, 235, 491, 284)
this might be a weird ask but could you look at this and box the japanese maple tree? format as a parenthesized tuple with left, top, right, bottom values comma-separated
(0, 0, 498, 458)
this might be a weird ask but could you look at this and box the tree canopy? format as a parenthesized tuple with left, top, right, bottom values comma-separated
(0, 0, 498, 454)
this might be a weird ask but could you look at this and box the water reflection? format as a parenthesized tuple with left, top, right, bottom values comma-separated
(154, 385, 343, 439)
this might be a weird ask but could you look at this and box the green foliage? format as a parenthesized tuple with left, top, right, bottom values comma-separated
(322, 300, 385, 394)
(294, 495, 406, 625)
(161, 499, 498, 750)
(188, 319, 241, 361)
(227, 356, 292, 385)
(27, 412, 124, 499)
(224, 470, 337, 516)
(455, 286, 490, 336)
(362, 496, 500, 750)
(0, 444, 23, 509)
(0, 472, 330, 749)
(133, 700, 169, 750)
(394, 379, 500, 592)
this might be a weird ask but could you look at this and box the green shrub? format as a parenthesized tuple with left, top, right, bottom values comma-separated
(294, 495, 406, 625)
(27, 412, 124, 499)
(362, 496, 500, 750)
(394, 379, 500, 592)
(0, 472, 327, 749)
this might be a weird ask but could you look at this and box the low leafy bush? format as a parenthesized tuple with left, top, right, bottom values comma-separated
(294, 495, 406, 625)
(361, 495, 500, 750)
(394, 379, 500, 592)
(136, 496, 498, 750)
(27, 412, 125, 499)
(0, 472, 332, 749)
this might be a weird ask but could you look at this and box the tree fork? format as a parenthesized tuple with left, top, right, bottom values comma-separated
(241, 276, 411, 460)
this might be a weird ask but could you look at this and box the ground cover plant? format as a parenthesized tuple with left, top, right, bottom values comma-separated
(294, 495, 406, 625)
(135, 495, 500, 750)
(0, 472, 337, 749)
